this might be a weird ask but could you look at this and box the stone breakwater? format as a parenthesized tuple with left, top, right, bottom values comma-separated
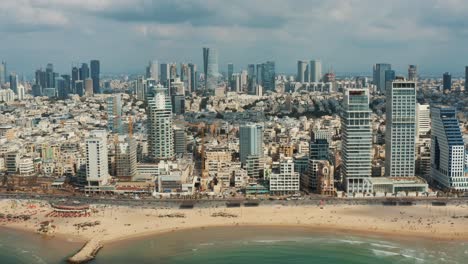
(68, 238, 102, 263)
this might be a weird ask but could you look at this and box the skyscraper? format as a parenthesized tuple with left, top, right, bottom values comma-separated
(203, 47, 219, 93)
(160, 63, 170, 86)
(443, 72, 452, 91)
(146, 60, 159, 82)
(431, 106, 467, 191)
(408, 65, 417, 81)
(173, 127, 186, 156)
(107, 94, 123, 134)
(85, 130, 110, 188)
(114, 135, 137, 180)
(310, 60, 322, 83)
(342, 88, 373, 193)
(227, 63, 234, 83)
(90, 60, 100, 94)
(297, 60, 308, 83)
(80, 63, 89, 81)
(188, 63, 197, 92)
(262, 61, 275, 91)
(465, 66, 468, 93)
(46, 63, 55, 88)
(239, 124, 263, 165)
(385, 79, 417, 177)
(71, 66, 79, 91)
(373, 63, 391, 94)
(384, 70, 396, 92)
(247, 64, 256, 94)
(147, 84, 174, 160)
(0, 61, 6, 85)
(85, 78, 93, 97)
(9, 73, 18, 94)
(56, 77, 68, 100)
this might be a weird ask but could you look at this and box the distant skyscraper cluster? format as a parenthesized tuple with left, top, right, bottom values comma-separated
(372, 63, 393, 94)
(296, 59, 322, 83)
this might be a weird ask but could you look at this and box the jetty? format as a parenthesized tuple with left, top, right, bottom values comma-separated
(68, 238, 102, 263)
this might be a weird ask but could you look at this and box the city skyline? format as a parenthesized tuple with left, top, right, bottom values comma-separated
(1, 1, 468, 75)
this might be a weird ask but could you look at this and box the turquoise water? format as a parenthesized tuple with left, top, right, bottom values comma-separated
(0, 227, 81, 264)
(1, 226, 467, 263)
(93, 227, 468, 264)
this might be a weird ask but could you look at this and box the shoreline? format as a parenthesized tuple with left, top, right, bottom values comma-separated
(2, 198, 468, 261)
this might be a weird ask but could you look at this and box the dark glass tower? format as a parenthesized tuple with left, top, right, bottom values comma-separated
(90, 60, 100, 94)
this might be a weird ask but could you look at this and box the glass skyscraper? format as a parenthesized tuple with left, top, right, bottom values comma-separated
(342, 88, 373, 193)
(431, 106, 467, 190)
(310, 60, 322, 83)
(91, 60, 100, 94)
(239, 124, 264, 165)
(203, 47, 219, 93)
(385, 79, 417, 177)
(373, 63, 391, 94)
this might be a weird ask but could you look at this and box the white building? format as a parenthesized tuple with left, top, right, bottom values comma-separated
(342, 88, 373, 193)
(385, 79, 417, 177)
(416, 103, 430, 137)
(147, 85, 174, 160)
(269, 157, 300, 193)
(85, 130, 109, 187)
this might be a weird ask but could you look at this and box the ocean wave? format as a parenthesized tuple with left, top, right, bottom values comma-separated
(370, 243, 399, 249)
(199, 243, 215, 246)
(401, 254, 425, 262)
(336, 239, 365, 245)
(252, 240, 285, 244)
(371, 249, 400, 257)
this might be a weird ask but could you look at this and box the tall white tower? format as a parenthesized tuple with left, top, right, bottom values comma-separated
(342, 88, 373, 193)
(147, 84, 174, 160)
(85, 130, 109, 186)
(385, 78, 417, 177)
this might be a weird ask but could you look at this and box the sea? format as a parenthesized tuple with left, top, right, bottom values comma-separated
(1, 226, 467, 264)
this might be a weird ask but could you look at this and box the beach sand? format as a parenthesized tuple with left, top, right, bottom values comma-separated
(1, 199, 468, 246)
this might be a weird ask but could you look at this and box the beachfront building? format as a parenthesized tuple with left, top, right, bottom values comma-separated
(430, 106, 468, 191)
(342, 88, 373, 193)
(239, 123, 264, 165)
(269, 157, 300, 194)
(147, 85, 174, 160)
(85, 130, 110, 191)
(303, 138, 329, 192)
(385, 78, 417, 177)
(114, 135, 137, 180)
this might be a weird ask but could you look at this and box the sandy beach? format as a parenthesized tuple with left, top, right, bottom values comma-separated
(2, 198, 468, 248)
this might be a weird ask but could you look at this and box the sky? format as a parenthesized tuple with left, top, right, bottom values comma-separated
(1, 0, 468, 76)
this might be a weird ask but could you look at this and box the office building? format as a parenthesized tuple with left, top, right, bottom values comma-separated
(160, 63, 170, 86)
(80, 63, 89, 81)
(443, 72, 451, 91)
(384, 70, 395, 91)
(385, 79, 417, 177)
(85, 78, 93, 97)
(304, 138, 329, 192)
(90, 60, 100, 94)
(262, 61, 275, 91)
(107, 94, 123, 134)
(16, 84, 25, 101)
(297, 60, 308, 83)
(173, 127, 186, 155)
(203, 47, 219, 93)
(342, 88, 373, 193)
(373, 63, 391, 94)
(71, 66, 79, 91)
(310, 60, 322, 82)
(431, 106, 467, 190)
(465, 66, 468, 93)
(114, 136, 137, 180)
(0, 61, 6, 85)
(56, 77, 68, 99)
(147, 84, 174, 160)
(227, 63, 234, 83)
(408, 65, 417, 81)
(46, 63, 55, 88)
(239, 123, 263, 165)
(75, 80, 84, 97)
(146, 60, 159, 82)
(269, 157, 300, 193)
(9, 73, 18, 94)
(85, 130, 109, 187)
(416, 103, 430, 138)
(188, 63, 197, 92)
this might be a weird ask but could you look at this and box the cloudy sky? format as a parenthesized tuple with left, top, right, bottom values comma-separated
(1, 0, 468, 76)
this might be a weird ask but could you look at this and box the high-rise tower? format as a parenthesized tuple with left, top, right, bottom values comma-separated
(147, 84, 174, 160)
(342, 88, 373, 193)
(385, 78, 417, 177)
(90, 60, 100, 94)
(203, 47, 219, 93)
(310, 60, 322, 82)
(239, 124, 264, 165)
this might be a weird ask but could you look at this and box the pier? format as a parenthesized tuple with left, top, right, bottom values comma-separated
(68, 238, 102, 263)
